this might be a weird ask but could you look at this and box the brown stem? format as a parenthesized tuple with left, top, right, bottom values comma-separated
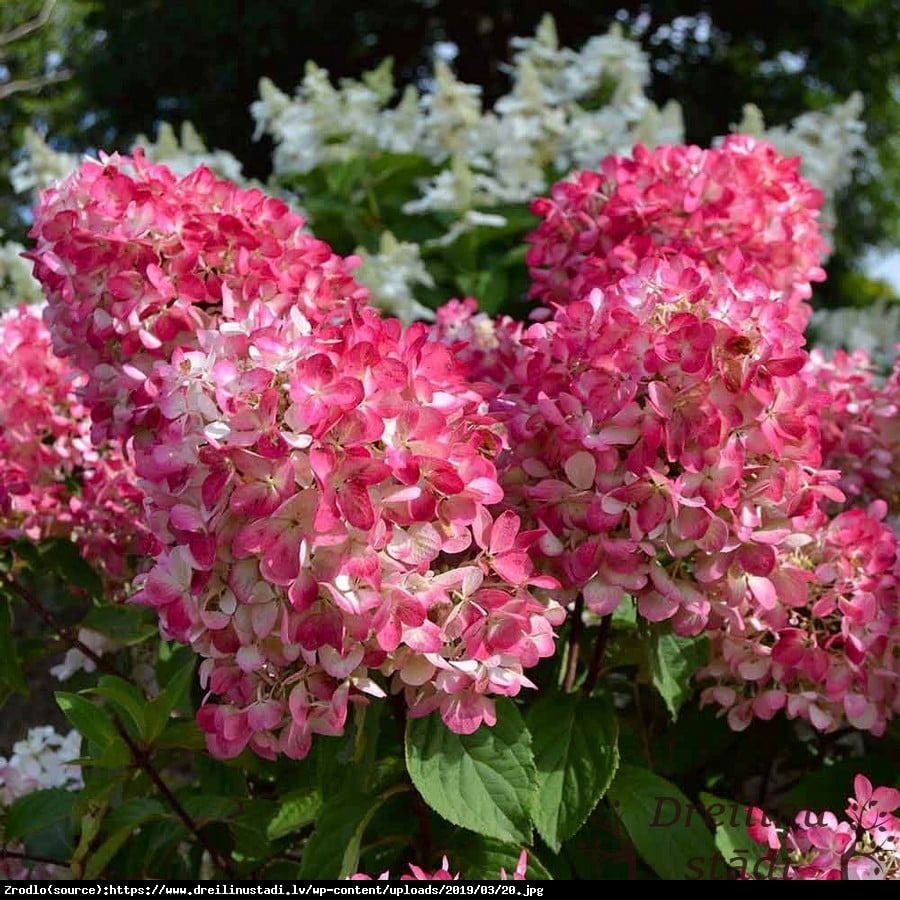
(110, 714, 235, 878)
(582, 614, 613, 697)
(633, 682, 653, 768)
(10, 576, 142, 690)
(387, 692, 432, 865)
(563, 594, 585, 693)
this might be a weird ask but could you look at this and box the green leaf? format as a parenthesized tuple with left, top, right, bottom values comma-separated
(145, 656, 196, 741)
(82, 604, 158, 645)
(562, 802, 642, 880)
(152, 719, 205, 750)
(71, 782, 116, 879)
(0, 596, 27, 699)
(179, 794, 239, 824)
(445, 833, 553, 880)
(405, 699, 537, 844)
(698, 792, 767, 874)
(230, 800, 279, 859)
(38, 538, 102, 597)
(93, 676, 147, 737)
(5, 788, 75, 842)
(526, 692, 619, 851)
(612, 596, 638, 629)
(194, 754, 246, 797)
(267, 789, 322, 840)
(84, 798, 167, 879)
(650, 628, 708, 720)
(298, 790, 388, 879)
(475, 266, 510, 315)
(606, 764, 720, 880)
(56, 691, 118, 748)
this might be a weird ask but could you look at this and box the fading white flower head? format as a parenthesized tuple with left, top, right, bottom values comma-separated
(253, 15, 683, 219)
(49, 627, 114, 682)
(0, 240, 44, 311)
(0, 727, 83, 805)
(9, 128, 80, 197)
(353, 232, 436, 324)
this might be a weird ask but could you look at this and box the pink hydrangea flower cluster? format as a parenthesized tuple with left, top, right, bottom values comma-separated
(0, 305, 151, 592)
(699, 502, 899, 735)
(29, 154, 563, 759)
(747, 775, 900, 880)
(526, 135, 827, 330)
(27, 150, 367, 443)
(802, 348, 900, 517)
(437, 253, 840, 638)
(350, 850, 528, 881)
(433, 138, 899, 736)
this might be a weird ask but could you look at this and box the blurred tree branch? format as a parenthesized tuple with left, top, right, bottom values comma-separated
(0, 0, 72, 102)
(0, 68, 71, 101)
(0, 0, 58, 50)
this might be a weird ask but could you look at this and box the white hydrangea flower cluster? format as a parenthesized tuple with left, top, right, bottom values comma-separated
(0, 728, 81, 880)
(252, 15, 686, 218)
(8, 128, 81, 198)
(353, 231, 437, 323)
(0, 727, 82, 805)
(250, 15, 871, 321)
(0, 239, 43, 311)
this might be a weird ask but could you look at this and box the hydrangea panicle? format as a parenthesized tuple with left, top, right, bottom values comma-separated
(30, 156, 563, 760)
(0, 305, 151, 593)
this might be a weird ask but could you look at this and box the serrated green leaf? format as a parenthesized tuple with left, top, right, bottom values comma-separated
(606, 764, 720, 880)
(405, 699, 536, 844)
(527, 692, 619, 851)
(650, 629, 708, 720)
(82, 604, 158, 645)
(93, 676, 147, 737)
(5, 788, 75, 842)
(56, 691, 118, 748)
(297, 790, 387, 879)
(267, 790, 322, 840)
(445, 833, 553, 880)
(698, 792, 767, 873)
(85, 799, 167, 879)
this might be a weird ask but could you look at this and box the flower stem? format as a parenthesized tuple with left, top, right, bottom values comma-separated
(109, 713, 235, 878)
(563, 594, 585, 693)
